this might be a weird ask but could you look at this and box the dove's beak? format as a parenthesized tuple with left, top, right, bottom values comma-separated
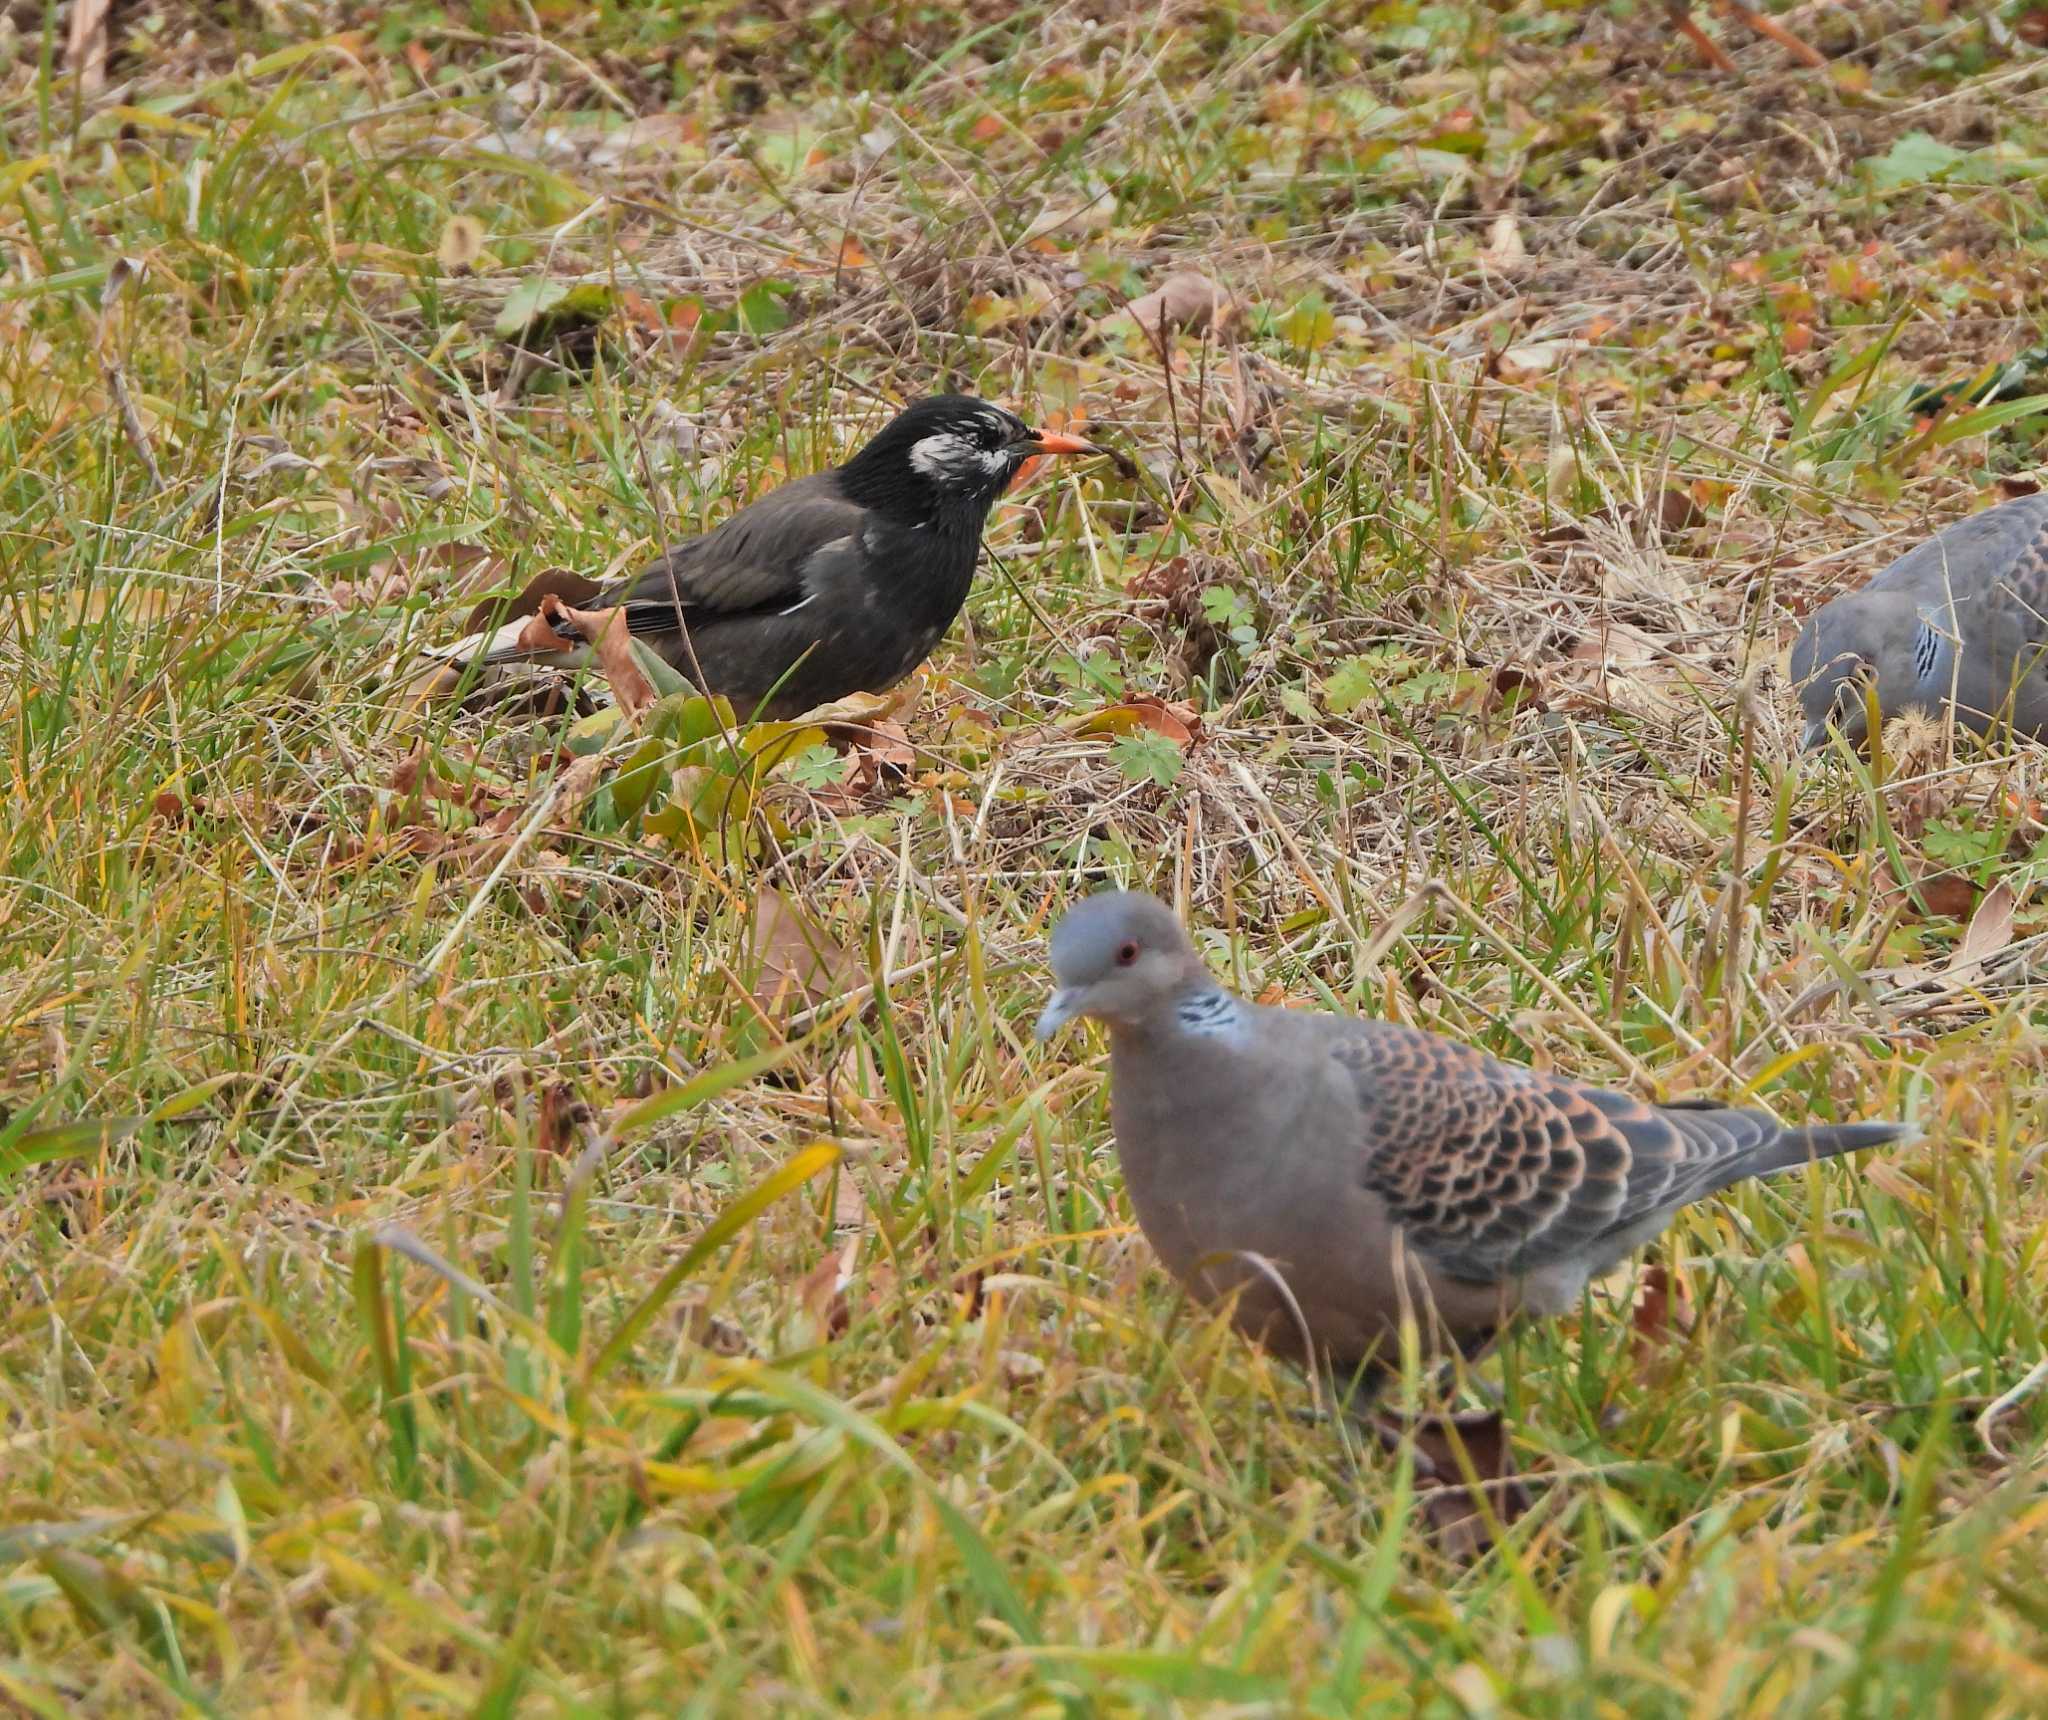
(1035, 987, 1085, 1042)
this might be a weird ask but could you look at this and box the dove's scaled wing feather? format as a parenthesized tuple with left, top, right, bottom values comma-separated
(1324, 1021, 1802, 1311)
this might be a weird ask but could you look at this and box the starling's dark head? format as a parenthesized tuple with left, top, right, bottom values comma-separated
(837, 394, 1101, 524)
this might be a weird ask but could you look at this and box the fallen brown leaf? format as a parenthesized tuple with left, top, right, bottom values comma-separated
(537, 1081, 593, 1157)
(745, 886, 859, 1021)
(1629, 1259, 1694, 1378)
(389, 743, 502, 819)
(1951, 879, 2016, 973)
(1401, 1410, 1534, 1559)
(1123, 270, 1235, 344)
(847, 719, 917, 794)
(1486, 664, 1545, 715)
(798, 680, 924, 727)
(1904, 870, 1976, 921)
(578, 604, 658, 722)
(461, 568, 607, 638)
(795, 1234, 861, 1341)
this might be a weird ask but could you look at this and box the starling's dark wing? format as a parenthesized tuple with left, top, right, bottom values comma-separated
(1324, 1024, 1829, 1284)
(597, 473, 869, 628)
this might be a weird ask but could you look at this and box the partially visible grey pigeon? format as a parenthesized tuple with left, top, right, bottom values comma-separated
(1791, 491, 2048, 749)
(1035, 891, 1913, 1392)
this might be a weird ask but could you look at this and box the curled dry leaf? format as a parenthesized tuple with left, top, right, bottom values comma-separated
(796, 678, 923, 728)
(581, 605, 659, 722)
(507, 596, 660, 721)
(1486, 664, 1545, 715)
(1479, 210, 1528, 273)
(847, 719, 916, 794)
(1629, 1259, 1694, 1379)
(1122, 270, 1235, 343)
(1950, 879, 2016, 974)
(536, 1081, 596, 1158)
(462, 567, 606, 639)
(1900, 868, 1977, 922)
(1650, 486, 1706, 536)
(794, 1234, 861, 1343)
(438, 216, 486, 274)
(67, 0, 111, 92)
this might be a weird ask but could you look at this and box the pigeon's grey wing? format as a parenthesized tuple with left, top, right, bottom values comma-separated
(600, 474, 867, 626)
(1866, 492, 2048, 600)
(1975, 534, 2048, 736)
(1325, 1025, 1792, 1284)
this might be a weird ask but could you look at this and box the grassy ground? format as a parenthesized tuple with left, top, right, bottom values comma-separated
(6, 0, 2048, 1712)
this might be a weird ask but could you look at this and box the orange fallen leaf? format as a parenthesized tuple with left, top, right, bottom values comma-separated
(837, 234, 870, 269)
(1074, 696, 1203, 749)
(578, 604, 658, 722)
(1906, 872, 1976, 921)
(1630, 1259, 1694, 1378)
(512, 597, 658, 721)
(463, 567, 607, 639)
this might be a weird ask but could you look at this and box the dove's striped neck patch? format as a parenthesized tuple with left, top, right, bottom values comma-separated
(1174, 988, 1248, 1041)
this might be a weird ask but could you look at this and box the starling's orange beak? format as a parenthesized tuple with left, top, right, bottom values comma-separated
(1007, 427, 1105, 493)
(1022, 429, 1102, 457)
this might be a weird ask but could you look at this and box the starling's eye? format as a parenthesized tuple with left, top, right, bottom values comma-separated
(1115, 940, 1139, 967)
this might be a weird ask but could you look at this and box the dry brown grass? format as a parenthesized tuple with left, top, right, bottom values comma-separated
(4, 1, 2048, 1712)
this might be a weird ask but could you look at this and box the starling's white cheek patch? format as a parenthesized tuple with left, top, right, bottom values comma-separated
(909, 432, 981, 481)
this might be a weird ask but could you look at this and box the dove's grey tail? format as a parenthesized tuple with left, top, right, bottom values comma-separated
(1752, 1120, 1917, 1179)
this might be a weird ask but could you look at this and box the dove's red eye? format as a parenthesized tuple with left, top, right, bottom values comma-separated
(1116, 940, 1139, 966)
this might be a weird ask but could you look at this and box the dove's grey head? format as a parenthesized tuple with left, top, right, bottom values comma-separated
(1790, 594, 1889, 751)
(1035, 891, 1212, 1040)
